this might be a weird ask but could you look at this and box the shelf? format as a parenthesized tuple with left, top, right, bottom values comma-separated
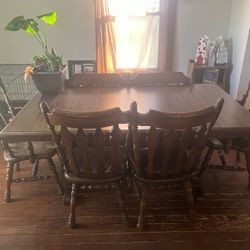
(188, 59, 230, 92)
(193, 64, 228, 70)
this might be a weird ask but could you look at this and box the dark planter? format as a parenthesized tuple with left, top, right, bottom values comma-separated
(31, 66, 67, 95)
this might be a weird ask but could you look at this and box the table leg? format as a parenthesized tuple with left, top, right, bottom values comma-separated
(191, 176, 204, 200)
(64, 184, 71, 206)
(5, 163, 14, 203)
(245, 138, 250, 186)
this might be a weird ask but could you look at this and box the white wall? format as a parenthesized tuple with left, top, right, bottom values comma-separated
(173, 0, 232, 74)
(240, 31, 250, 110)
(227, 0, 250, 98)
(237, 30, 250, 104)
(0, 0, 96, 64)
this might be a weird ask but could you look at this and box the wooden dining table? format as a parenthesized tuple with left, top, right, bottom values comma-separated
(1, 83, 250, 193)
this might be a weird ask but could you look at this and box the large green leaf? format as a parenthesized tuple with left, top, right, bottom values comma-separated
(5, 16, 25, 31)
(37, 11, 57, 25)
(22, 19, 39, 35)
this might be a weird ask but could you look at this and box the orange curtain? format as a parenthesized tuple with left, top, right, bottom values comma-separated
(95, 0, 116, 73)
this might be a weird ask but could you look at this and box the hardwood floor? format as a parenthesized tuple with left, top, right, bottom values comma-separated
(0, 149, 250, 249)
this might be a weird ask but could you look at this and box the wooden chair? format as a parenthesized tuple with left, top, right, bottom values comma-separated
(0, 77, 64, 202)
(41, 102, 130, 228)
(128, 72, 190, 86)
(231, 83, 250, 165)
(68, 60, 96, 79)
(0, 76, 23, 123)
(238, 82, 250, 107)
(202, 83, 250, 173)
(68, 71, 190, 87)
(2, 139, 64, 202)
(0, 75, 26, 171)
(130, 98, 224, 230)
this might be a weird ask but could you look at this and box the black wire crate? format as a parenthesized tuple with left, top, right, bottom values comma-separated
(0, 64, 38, 100)
(0, 64, 38, 128)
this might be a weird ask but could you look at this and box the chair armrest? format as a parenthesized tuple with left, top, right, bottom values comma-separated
(0, 112, 8, 126)
(207, 137, 224, 149)
(13, 106, 23, 114)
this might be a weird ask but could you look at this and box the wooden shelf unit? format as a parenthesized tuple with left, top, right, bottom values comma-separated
(188, 59, 230, 92)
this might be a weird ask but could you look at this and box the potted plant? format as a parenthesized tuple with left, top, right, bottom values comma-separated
(5, 11, 66, 94)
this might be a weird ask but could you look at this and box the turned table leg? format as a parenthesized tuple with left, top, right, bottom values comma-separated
(5, 163, 14, 203)
(68, 184, 78, 228)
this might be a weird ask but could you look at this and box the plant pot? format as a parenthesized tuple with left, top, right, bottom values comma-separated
(32, 66, 67, 95)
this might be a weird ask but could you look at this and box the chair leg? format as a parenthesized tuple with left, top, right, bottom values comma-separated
(15, 162, 20, 172)
(32, 159, 39, 177)
(218, 149, 226, 167)
(5, 163, 14, 203)
(47, 158, 64, 195)
(200, 147, 214, 177)
(117, 180, 129, 225)
(184, 180, 196, 221)
(68, 184, 78, 228)
(137, 189, 146, 231)
(244, 148, 250, 185)
(126, 161, 134, 193)
(236, 150, 241, 161)
(133, 178, 141, 201)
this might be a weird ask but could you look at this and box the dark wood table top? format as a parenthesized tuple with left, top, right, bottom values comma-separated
(1, 83, 250, 142)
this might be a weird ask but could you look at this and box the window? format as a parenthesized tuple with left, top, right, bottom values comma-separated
(107, 0, 161, 70)
(96, 0, 175, 73)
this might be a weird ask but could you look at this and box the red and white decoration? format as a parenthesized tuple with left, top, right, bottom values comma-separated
(194, 35, 209, 65)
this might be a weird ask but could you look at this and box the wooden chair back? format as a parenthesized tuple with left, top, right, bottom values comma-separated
(69, 71, 190, 87)
(238, 81, 250, 108)
(41, 102, 130, 180)
(187, 59, 195, 83)
(68, 60, 97, 79)
(129, 72, 190, 86)
(130, 98, 224, 179)
(0, 76, 15, 118)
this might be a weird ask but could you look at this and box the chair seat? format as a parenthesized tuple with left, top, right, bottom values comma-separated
(4, 141, 56, 162)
